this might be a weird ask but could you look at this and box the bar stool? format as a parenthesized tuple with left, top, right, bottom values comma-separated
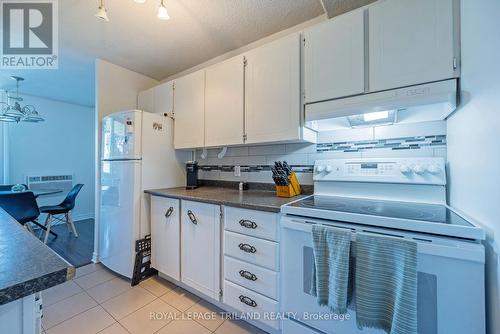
(39, 184, 84, 244)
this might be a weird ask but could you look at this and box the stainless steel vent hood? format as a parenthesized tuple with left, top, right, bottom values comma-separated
(305, 79, 458, 130)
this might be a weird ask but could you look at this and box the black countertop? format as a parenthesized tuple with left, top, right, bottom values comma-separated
(145, 186, 308, 213)
(0, 208, 75, 305)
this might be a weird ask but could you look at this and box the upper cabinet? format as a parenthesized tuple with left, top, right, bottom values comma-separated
(138, 87, 154, 112)
(205, 56, 245, 147)
(244, 34, 302, 144)
(155, 81, 174, 115)
(137, 81, 174, 115)
(174, 70, 205, 149)
(304, 9, 365, 103)
(368, 0, 459, 92)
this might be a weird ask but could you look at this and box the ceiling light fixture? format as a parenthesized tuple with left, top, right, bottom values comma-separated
(158, 0, 170, 20)
(0, 77, 45, 123)
(134, 0, 147, 3)
(95, 0, 109, 22)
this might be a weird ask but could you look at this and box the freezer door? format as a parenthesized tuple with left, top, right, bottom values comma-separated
(99, 160, 141, 278)
(102, 110, 142, 160)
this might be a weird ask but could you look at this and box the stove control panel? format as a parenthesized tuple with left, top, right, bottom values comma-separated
(314, 158, 446, 185)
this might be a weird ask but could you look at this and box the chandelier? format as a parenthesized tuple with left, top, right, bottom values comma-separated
(95, 0, 169, 22)
(0, 77, 45, 123)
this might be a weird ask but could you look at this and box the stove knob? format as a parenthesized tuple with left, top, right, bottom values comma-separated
(400, 164, 412, 174)
(316, 165, 325, 173)
(325, 165, 333, 173)
(413, 164, 425, 175)
(427, 164, 442, 174)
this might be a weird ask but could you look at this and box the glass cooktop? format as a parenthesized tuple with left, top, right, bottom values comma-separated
(289, 195, 473, 227)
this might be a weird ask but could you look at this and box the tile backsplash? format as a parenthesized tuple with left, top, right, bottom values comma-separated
(196, 135, 446, 186)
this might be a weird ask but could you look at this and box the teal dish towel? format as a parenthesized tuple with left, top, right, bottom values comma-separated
(310, 224, 351, 314)
(355, 232, 418, 334)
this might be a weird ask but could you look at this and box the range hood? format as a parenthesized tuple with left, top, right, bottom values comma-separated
(305, 79, 458, 130)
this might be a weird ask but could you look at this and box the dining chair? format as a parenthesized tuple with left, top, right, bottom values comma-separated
(39, 184, 84, 244)
(0, 191, 58, 240)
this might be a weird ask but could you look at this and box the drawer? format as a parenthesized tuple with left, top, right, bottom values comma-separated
(224, 256, 279, 300)
(223, 280, 280, 330)
(224, 231, 279, 271)
(224, 207, 279, 241)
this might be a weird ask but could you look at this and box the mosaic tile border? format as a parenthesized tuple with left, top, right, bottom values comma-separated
(317, 135, 446, 153)
(199, 165, 314, 173)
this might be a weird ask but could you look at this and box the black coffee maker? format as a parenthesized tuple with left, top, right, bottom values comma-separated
(186, 161, 199, 189)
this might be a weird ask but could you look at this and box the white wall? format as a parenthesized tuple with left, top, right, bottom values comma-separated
(447, 1, 500, 333)
(6, 95, 95, 220)
(94, 59, 158, 261)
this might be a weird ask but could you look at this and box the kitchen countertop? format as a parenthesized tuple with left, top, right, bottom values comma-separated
(145, 186, 308, 213)
(0, 208, 75, 305)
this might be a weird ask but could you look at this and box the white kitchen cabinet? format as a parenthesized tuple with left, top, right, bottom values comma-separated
(138, 87, 155, 113)
(205, 56, 244, 147)
(181, 200, 221, 300)
(137, 81, 174, 115)
(304, 9, 365, 103)
(151, 196, 180, 281)
(244, 33, 302, 144)
(368, 0, 459, 92)
(154, 81, 174, 115)
(174, 70, 205, 149)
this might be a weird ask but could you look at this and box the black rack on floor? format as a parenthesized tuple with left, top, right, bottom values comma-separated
(131, 234, 157, 286)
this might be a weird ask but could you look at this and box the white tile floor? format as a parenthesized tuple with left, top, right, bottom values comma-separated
(41, 263, 267, 334)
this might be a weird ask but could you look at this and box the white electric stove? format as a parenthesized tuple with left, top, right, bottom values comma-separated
(280, 157, 485, 334)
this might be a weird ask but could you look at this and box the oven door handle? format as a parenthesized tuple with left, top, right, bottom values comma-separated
(281, 218, 485, 262)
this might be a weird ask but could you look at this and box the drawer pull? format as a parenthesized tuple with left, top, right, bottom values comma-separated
(165, 207, 174, 218)
(239, 270, 258, 281)
(239, 219, 258, 229)
(238, 243, 257, 253)
(239, 295, 258, 308)
(187, 210, 198, 225)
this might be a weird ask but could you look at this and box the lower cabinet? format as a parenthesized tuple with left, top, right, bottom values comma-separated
(151, 196, 180, 281)
(181, 200, 221, 300)
(223, 207, 281, 330)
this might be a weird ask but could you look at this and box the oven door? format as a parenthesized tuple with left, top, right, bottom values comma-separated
(281, 216, 485, 334)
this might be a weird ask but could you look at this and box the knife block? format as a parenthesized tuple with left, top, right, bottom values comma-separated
(276, 172, 301, 198)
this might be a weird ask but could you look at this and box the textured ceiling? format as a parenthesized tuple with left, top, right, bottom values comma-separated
(0, 0, 325, 106)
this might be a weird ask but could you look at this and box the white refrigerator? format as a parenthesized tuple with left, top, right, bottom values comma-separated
(99, 110, 189, 278)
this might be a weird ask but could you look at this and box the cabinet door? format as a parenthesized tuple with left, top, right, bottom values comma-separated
(138, 87, 154, 113)
(181, 200, 220, 300)
(151, 196, 180, 281)
(205, 56, 244, 147)
(174, 70, 205, 149)
(369, 0, 458, 92)
(245, 34, 301, 144)
(304, 9, 365, 103)
(154, 81, 174, 115)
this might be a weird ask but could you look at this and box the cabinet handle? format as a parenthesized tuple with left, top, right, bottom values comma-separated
(239, 295, 257, 308)
(238, 243, 256, 253)
(187, 210, 198, 225)
(165, 207, 174, 218)
(239, 219, 257, 229)
(239, 270, 258, 281)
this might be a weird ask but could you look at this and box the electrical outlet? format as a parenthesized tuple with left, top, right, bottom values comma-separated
(234, 166, 241, 177)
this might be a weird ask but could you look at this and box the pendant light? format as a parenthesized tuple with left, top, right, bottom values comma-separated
(0, 91, 17, 122)
(158, 0, 170, 20)
(95, 0, 109, 22)
(0, 77, 45, 123)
